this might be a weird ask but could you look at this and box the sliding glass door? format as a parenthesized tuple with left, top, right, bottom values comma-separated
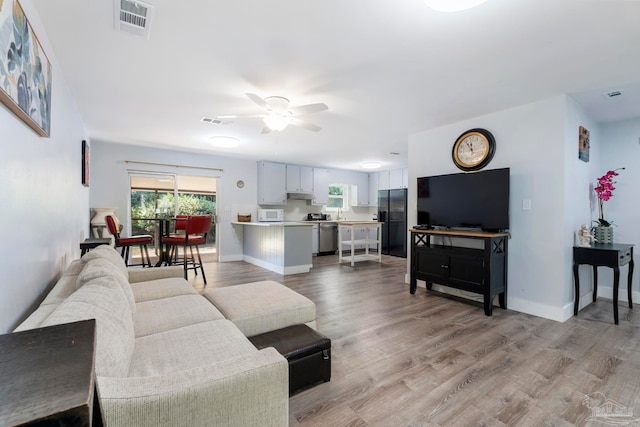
(129, 173, 217, 263)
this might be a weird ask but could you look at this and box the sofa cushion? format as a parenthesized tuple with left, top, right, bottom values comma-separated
(82, 244, 128, 280)
(204, 281, 316, 337)
(134, 295, 225, 337)
(130, 277, 198, 303)
(128, 320, 259, 377)
(42, 277, 135, 378)
(76, 258, 135, 320)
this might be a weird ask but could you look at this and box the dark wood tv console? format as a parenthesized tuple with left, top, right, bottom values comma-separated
(409, 229, 509, 316)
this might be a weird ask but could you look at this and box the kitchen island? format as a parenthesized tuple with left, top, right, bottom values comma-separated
(231, 222, 314, 275)
(337, 221, 382, 266)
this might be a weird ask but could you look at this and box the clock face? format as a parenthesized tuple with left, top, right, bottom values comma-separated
(452, 128, 496, 171)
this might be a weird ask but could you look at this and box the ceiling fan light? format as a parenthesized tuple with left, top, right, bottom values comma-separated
(209, 136, 239, 148)
(263, 114, 292, 131)
(424, 0, 489, 12)
(362, 162, 382, 170)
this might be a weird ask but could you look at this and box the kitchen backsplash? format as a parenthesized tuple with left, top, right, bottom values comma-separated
(283, 199, 376, 221)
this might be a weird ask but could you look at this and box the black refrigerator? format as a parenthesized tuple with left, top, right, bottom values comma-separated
(378, 188, 407, 257)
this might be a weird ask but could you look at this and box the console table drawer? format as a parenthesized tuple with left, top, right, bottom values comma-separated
(619, 250, 632, 266)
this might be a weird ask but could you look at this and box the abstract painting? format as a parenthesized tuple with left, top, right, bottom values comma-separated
(0, 0, 52, 137)
(578, 125, 589, 162)
(82, 140, 90, 187)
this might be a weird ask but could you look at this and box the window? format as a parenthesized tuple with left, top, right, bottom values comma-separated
(326, 184, 350, 211)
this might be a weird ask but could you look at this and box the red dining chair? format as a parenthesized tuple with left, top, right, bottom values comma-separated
(168, 214, 189, 264)
(161, 215, 212, 284)
(105, 215, 153, 267)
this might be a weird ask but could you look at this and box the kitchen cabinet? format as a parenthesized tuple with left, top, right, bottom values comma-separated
(312, 168, 330, 205)
(257, 161, 287, 205)
(369, 172, 378, 207)
(286, 165, 313, 193)
(389, 167, 408, 189)
(355, 172, 371, 206)
(377, 170, 390, 190)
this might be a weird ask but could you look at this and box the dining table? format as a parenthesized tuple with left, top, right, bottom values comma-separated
(132, 216, 187, 266)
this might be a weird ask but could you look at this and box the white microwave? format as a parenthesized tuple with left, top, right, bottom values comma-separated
(258, 209, 284, 222)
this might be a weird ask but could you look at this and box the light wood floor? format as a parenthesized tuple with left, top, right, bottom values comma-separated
(186, 255, 640, 426)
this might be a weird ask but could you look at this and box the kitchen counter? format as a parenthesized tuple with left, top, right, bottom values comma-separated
(232, 221, 313, 275)
(231, 221, 313, 227)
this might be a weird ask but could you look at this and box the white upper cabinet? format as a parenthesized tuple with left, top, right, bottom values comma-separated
(286, 165, 313, 193)
(378, 170, 390, 190)
(389, 167, 408, 189)
(312, 168, 330, 205)
(369, 172, 379, 206)
(352, 172, 371, 206)
(257, 161, 287, 205)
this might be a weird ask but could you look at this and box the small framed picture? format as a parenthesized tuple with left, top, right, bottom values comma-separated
(82, 140, 90, 187)
(579, 126, 590, 162)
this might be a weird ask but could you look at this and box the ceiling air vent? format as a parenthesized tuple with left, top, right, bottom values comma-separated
(201, 117, 233, 125)
(114, 0, 154, 39)
(603, 90, 622, 99)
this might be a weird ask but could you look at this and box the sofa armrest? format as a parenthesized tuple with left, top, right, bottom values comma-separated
(127, 266, 184, 283)
(96, 347, 288, 427)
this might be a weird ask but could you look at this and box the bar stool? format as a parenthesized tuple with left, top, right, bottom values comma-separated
(105, 215, 153, 267)
(162, 215, 212, 283)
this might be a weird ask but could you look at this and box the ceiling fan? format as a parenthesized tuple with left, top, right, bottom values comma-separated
(217, 93, 328, 133)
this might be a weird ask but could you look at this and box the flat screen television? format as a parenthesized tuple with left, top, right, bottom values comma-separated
(417, 167, 510, 232)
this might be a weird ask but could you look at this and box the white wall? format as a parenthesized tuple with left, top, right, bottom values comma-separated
(90, 141, 258, 261)
(408, 96, 587, 321)
(0, 0, 88, 333)
(596, 117, 640, 302)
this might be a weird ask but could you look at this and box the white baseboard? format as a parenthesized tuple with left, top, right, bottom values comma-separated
(242, 255, 311, 276)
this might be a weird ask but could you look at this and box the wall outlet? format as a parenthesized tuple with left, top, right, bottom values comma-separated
(522, 199, 532, 211)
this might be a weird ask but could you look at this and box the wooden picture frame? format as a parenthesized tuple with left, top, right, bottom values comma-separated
(0, 0, 52, 137)
(579, 126, 590, 162)
(82, 140, 90, 187)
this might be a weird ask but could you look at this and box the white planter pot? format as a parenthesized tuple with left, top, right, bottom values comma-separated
(594, 226, 613, 244)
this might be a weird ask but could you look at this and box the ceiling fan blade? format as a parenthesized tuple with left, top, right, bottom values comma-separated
(261, 125, 272, 134)
(216, 114, 264, 119)
(289, 103, 328, 116)
(246, 93, 271, 110)
(291, 118, 322, 132)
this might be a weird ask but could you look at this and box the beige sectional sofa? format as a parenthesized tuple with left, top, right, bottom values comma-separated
(15, 245, 316, 426)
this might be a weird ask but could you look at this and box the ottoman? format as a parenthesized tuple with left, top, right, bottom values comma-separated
(249, 324, 331, 395)
(203, 280, 316, 337)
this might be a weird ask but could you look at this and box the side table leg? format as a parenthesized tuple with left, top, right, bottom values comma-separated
(628, 258, 634, 309)
(573, 262, 580, 316)
(613, 267, 620, 325)
(592, 265, 598, 302)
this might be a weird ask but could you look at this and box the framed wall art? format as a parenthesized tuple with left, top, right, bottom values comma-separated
(0, 0, 52, 137)
(578, 125, 590, 162)
(82, 140, 90, 187)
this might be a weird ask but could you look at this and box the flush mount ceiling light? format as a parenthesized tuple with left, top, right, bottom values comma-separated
(362, 162, 382, 170)
(424, 0, 489, 12)
(209, 136, 239, 148)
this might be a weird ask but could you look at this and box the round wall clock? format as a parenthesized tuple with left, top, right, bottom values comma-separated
(452, 128, 496, 171)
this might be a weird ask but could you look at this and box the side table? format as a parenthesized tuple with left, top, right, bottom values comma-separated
(0, 319, 102, 425)
(573, 243, 634, 324)
(80, 237, 112, 256)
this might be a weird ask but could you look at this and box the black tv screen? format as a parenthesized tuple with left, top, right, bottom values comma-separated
(417, 168, 510, 231)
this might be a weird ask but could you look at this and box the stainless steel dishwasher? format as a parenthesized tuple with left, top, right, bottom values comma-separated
(318, 222, 338, 255)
